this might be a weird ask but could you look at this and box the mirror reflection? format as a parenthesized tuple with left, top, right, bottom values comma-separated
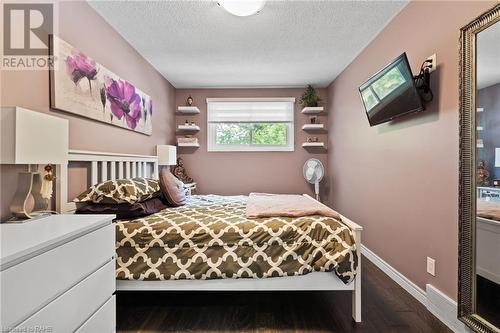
(475, 20, 500, 328)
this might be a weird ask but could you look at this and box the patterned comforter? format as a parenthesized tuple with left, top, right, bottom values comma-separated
(115, 195, 358, 283)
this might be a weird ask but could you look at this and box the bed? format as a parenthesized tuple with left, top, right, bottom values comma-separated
(56, 150, 363, 322)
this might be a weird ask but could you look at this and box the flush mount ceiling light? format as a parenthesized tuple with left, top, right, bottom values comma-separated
(218, 0, 266, 17)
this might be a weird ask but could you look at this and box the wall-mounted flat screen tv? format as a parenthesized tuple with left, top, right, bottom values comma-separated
(359, 53, 424, 126)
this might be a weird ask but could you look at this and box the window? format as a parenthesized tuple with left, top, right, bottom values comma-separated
(207, 98, 295, 152)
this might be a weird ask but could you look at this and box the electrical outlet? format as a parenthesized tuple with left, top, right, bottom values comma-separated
(427, 257, 436, 276)
(427, 53, 437, 73)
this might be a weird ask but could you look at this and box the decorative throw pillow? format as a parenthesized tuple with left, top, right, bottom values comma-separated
(75, 197, 168, 220)
(158, 169, 186, 207)
(74, 178, 160, 204)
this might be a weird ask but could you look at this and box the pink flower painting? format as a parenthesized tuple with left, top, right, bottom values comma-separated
(50, 36, 152, 135)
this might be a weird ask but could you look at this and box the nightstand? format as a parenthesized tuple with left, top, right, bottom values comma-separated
(183, 182, 197, 196)
(0, 214, 116, 333)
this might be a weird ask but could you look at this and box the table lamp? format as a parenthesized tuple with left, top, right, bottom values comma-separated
(1, 107, 69, 219)
(156, 145, 177, 169)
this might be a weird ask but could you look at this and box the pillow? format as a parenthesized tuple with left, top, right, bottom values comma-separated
(74, 177, 160, 204)
(75, 197, 167, 220)
(158, 169, 186, 207)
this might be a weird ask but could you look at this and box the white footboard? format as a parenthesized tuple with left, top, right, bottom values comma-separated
(304, 195, 363, 322)
(339, 213, 362, 323)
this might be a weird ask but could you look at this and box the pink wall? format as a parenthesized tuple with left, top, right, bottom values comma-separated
(175, 88, 328, 199)
(0, 1, 176, 220)
(327, 1, 497, 300)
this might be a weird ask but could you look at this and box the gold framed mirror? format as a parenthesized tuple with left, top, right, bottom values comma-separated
(459, 4, 500, 333)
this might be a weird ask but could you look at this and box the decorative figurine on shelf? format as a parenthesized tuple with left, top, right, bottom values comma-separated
(310, 116, 317, 124)
(312, 137, 319, 142)
(185, 119, 189, 125)
(477, 159, 490, 186)
(173, 157, 194, 184)
(186, 95, 194, 106)
(299, 84, 322, 107)
(307, 137, 313, 143)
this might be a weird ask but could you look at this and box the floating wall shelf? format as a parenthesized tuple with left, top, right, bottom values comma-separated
(178, 125, 200, 131)
(477, 108, 484, 113)
(177, 106, 200, 114)
(177, 142, 200, 148)
(302, 142, 326, 148)
(302, 124, 325, 130)
(301, 106, 324, 114)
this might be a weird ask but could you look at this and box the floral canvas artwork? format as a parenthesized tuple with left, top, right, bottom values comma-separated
(50, 36, 153, 135)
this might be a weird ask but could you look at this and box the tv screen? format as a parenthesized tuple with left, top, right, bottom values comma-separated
(359, 53, 423, 126)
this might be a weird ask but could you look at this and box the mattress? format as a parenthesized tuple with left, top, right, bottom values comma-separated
(115, 195, 358, 283)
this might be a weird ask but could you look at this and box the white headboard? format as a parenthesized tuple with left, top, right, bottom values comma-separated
(56, 149, 159, 213)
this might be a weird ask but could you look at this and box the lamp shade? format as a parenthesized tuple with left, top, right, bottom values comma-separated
(156, 145, 177, 165)
(1, 107, 69, 164)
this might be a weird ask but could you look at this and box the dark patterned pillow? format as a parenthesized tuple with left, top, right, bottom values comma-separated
(74, 178, 160, 204)
(75, 197, 168, 219)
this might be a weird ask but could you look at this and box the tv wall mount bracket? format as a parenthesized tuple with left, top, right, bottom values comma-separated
(413, 58, 434, 103)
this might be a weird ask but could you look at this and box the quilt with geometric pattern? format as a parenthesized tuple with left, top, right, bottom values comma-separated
(115, 195, 358, 284)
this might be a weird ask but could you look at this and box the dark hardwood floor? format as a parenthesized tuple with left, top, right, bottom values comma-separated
(116, 256, 451, 333)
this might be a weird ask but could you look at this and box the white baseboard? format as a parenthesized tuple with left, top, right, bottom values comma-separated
(361, 245, 467, 333)
(426, 284, 467, 333)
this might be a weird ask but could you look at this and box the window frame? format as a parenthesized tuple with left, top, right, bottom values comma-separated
(206, 98, 295, 152)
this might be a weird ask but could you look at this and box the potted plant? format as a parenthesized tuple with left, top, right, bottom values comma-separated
(299, 85, 322, 107)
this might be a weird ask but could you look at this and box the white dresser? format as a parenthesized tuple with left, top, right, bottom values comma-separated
(0, 215, 116, 333)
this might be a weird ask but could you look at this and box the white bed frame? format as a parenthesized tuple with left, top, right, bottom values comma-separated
(56, 149, 363, 322)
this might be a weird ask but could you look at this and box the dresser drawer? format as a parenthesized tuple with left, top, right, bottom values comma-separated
(1, 223, 114, 328)
(76, 295, 116, 333)
(14, 260, 115, 333)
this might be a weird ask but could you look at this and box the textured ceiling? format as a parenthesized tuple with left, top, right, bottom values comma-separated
(89, 0, 408, 88)
(477, 21, 500, 90)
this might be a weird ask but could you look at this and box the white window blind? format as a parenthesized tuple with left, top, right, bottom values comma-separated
(207, 98, 295, 152)
(208, 100, 294, 123)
